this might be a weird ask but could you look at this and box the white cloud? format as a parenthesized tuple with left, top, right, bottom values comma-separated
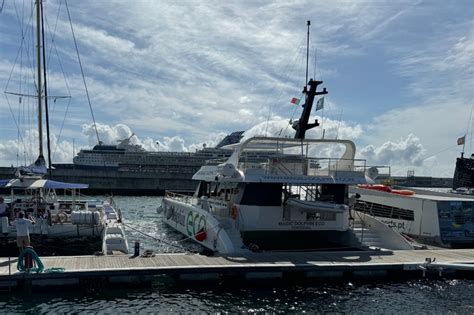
(359, 134, 426, 167)
(81, 123, 132, 146)
(80, 123, 227, 153)
(0, 131, 75, 166)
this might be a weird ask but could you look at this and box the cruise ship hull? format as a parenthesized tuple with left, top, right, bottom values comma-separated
(0, 166, 197, 195)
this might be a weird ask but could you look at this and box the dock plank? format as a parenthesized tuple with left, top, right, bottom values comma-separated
(2, 248, 474, 285)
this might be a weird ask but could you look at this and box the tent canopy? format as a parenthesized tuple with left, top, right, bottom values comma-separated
(0, 178, 88, 189)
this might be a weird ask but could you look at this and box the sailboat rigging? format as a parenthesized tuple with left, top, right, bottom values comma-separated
(0, 1, 128, 255)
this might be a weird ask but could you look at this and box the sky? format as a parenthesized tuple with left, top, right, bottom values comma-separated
(0, 0, 473, 177)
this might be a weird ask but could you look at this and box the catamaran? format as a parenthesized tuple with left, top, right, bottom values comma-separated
(159, 77, 413, 253)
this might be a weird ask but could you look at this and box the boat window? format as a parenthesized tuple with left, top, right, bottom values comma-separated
(216, 182, 238, 201)
(319, 184, 346, 204)
(354, 200, 415, 221)
(196, 181, 209, 197)
(210, 183, 219, 196)
(240, 183, 282, 206)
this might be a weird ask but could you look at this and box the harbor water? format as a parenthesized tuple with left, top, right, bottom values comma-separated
(1, 196, 474, 313)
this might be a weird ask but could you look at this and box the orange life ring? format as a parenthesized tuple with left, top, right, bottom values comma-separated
(230, 205, 238, 220)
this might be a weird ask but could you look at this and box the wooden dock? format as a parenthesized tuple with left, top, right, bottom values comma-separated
(1, 249, 474, 290)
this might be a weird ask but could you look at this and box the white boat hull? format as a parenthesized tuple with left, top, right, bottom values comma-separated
(161, 198, 246, 253)
(352, 186, 474, 247)
(160, 194, 352, 253)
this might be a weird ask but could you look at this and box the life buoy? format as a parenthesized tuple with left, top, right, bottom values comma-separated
(56, 211, 67, 224)
(230, 205, 238, 220)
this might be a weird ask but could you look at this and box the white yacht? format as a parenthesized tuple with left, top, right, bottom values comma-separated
(0, 178, 128, 255)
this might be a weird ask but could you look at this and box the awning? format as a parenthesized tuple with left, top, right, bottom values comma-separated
(1, 178, 88, 189)
(0, 179, 10, 187)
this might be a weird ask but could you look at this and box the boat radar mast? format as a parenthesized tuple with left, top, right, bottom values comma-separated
(293, 20, 328, 140)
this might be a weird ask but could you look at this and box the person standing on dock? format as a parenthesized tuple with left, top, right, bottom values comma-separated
(0, 197, 8, 218)
(15, 211, 35, 252)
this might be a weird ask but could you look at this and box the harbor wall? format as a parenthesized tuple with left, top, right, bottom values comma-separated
(0, 166, 197, 196)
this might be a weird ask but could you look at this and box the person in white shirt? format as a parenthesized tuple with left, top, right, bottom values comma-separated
(0, 197, 8, 218)
(15, 211, 35, 251)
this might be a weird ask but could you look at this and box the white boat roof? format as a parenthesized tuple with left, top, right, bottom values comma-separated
(353, 187, 474, 202)
(223, 136, 356, 154)
(411, 191, 474, 202)
(193, 136, 366, 184)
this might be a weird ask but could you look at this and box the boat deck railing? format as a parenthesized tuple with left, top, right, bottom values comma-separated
(239, 157, 367, 177)
(164, 191, 195, 205)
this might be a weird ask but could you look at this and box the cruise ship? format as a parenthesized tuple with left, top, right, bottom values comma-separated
(67, 132, 243, 171)
(0, 132, 243, 195)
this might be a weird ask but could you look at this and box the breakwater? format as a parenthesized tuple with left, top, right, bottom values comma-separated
(0, 166, 453, 195)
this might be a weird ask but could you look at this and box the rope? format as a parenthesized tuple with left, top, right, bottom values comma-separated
(17, 247, 44, 273)
(64, 0, 100, 145)
(6, 0, 38, 165)
(123, 222, 186, 251)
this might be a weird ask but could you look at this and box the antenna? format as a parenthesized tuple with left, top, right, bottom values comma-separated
(305, 20, 310, 88)
(313, 46, 317, 80)
(468, 103, 474, 155)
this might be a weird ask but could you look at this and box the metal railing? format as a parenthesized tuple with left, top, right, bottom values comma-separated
(238, 157, 366, 177)
(165, 191, 194, 205)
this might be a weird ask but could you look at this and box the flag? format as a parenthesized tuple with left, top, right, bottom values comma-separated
(290, 97, 300, 105)
(316, 97, 324, 111)
(457, 136, 466, 146)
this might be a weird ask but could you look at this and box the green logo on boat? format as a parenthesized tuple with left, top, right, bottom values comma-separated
(186, 211, 207, 237)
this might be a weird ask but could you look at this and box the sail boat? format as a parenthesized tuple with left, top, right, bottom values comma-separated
(157, 21, 413, 254)
(0, 0, 128, 255)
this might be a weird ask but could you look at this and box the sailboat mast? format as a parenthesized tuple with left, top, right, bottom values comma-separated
(36, 0, 43, 157)
(40, 0, 53, 177)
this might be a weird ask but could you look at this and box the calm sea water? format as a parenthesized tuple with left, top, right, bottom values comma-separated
(1, 195, 474, 313)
